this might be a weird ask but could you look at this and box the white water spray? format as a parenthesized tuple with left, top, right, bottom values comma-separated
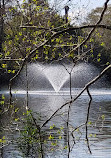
(35, 64, 69, 92)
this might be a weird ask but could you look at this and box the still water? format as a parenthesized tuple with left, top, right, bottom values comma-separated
(1, 88, 111, 158)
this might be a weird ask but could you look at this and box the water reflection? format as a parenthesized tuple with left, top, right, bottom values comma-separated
(0, 88, 111, 158)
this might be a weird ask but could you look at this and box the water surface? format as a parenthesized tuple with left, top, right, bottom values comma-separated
(0, 88, 111, 158)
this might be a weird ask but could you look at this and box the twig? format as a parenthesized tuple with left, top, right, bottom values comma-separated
(67, 104, 71, 158)
(85, 88, 92, 154)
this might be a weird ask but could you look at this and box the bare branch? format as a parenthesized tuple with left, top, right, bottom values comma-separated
(20, 24, 111, 32)
(41, 64, 111, 128)
(67, 104, 71, 158)
(0, 59, 24, 61)
(20, 25, 50, 30)
(85, 88, 92, 154)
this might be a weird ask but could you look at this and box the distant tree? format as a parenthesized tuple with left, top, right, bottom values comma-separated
(0, 0, 5, 54)
(84, 4, 111, 66)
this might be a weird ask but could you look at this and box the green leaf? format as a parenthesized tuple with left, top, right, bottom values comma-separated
(45, 56, 48, 60)
(50, 126, 53, 129)
(0, 136, 6, 144)
(57, 130, 61, 134)
(15, 108, 19, 113)
(2, 95, 5, 100)
(64, 146, 67, 149)
(94, 134, 96, 137)
(84, 45, 88, 48)
(100, 42, 105, 46)
(97, 58, 101, 62)
(0, 101, 4, 105)
(59, 136, 62, 139)
(9, 40, 12, 45)
(50, 124, 55, 129)
(60, 126, 64, 130)
(91, 54, 94, 58)
(8, 70, 11, 73)
(98, 53, 101, 57)
(89, 134, 93, 137)
(88, 121, 92, 125)
(19, 32, 22, 36)
(2, 136, 5, 139)
(12, 70, 15, 74)
(106, 62, 110, 65)
(5, 51, 10, 56)
(48, 135, 54, 140)
(2, 64, 7, 68)
(51, 141, 57, 146)
(15, 118, 19, 121)
(101, 115, 105, 120)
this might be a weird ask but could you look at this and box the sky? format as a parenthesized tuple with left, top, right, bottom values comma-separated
(48, 0, 111, 24)
(48, 0, 111, 12)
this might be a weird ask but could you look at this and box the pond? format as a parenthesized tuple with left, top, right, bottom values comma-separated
(1, 88, 111, 158)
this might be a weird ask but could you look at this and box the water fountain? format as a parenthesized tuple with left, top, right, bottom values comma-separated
(31, 62, 108, 90)
(1, 62, 111, 158)
(13, 62, 107, 93)
(34, 64, 70, 92)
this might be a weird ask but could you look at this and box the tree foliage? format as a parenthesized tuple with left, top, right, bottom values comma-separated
(85, 4, 111, 66)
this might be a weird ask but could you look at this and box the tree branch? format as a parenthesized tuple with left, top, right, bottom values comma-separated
(20, 24, 111, 32)
(85, 88, 92, 154)
(40, 64, 111, 128)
